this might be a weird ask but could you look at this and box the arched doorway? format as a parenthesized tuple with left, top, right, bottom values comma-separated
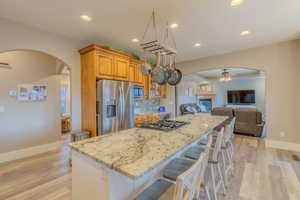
(187, 67, 267, 138)
(0, 50, 72, 157)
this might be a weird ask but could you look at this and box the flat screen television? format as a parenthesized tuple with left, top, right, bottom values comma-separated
(227, 90, 255, 104)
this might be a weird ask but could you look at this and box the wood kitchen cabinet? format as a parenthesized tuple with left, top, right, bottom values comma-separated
(79, 44, 166, 137)
(114, 56, 129, 81)
(130, 59, 146, 86)
(96, 52, 114, 79)
(148, 76, 167, 99)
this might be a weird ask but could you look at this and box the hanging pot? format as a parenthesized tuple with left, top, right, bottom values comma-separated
(151, 53, 170, 85)
(167, 55, 182, 86)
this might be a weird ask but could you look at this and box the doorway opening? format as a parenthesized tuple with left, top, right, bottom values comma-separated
(188, 68, 267, 138)
(0, 50, 72, 157)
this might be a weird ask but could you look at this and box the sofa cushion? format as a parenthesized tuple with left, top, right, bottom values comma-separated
(211, 107, 234, 118)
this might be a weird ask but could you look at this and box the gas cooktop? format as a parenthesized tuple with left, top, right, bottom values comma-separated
(141, 120, 190, 132)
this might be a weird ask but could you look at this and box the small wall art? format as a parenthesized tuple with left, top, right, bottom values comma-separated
(17, 83, 47, 101)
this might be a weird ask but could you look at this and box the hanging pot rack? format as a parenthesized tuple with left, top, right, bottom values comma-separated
(140, 10, 177, 56)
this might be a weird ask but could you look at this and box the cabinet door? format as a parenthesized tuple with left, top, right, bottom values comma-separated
(97, 53, 114, 79)
(160, 84, 167, 99)
(129, 63, 135, 82)
(114, 56, 129, 81)
(148, 76, 167, 99)
(135, 64, 144, 85)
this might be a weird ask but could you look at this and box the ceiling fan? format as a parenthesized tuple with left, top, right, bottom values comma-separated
(0, 62, 12, 69)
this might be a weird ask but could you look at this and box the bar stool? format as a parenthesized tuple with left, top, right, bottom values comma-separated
(221, 118, 236, 184)
(161, 136, 213, 199)
(183, 128, 226, 200)
(134, 149, 210, 200)
(194, 118, 236, 187)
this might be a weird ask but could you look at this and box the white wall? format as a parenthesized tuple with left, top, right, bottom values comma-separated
(177, 39, 300, 145)
(0, 18, 82, 133)
(213, 77, 266, 113)
(0, 51, 61, 153)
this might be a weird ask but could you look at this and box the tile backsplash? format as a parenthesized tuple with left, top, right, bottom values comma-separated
(134, 99, 161, 114)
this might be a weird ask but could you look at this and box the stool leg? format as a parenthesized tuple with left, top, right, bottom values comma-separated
(217, 162, 226, 195)
(229, 141, 235, 172)
(225, 148, 233, 177)
(210, 164, 218, 200)
(221, 150, 228, 187)
(205, 185, 212, 200)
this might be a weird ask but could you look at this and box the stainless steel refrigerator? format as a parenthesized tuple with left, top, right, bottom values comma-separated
(96, 80, 134, 135)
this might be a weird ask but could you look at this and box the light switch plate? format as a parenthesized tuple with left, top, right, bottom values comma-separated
(0, 106, 5, 113)
(9, 90, 17, 97)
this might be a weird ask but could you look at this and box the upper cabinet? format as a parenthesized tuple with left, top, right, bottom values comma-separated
(80, 44, 131, 81)
(96, 51, 114, 79)
(130, 59, 146, 86)
(114, 56, 129, 81)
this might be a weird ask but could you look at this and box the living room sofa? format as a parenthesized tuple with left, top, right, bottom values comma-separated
(212, 107, 264, 137)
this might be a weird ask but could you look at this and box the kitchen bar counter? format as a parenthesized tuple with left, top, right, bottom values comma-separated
(71, 113, 227, 200)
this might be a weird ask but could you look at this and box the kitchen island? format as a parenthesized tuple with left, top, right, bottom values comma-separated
(70, 114, 227, 200)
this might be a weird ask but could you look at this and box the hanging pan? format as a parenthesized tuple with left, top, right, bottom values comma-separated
(151, 52, 170, 85)
(167, 55, 182, 86)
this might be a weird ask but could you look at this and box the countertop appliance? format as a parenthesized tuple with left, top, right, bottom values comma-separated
(140, 120, 190, 132)
(96, 80, 134, 135)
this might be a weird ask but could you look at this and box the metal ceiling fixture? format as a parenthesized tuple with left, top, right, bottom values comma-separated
(140, 10, 182, 86)
(0, 62, 12, 69)
(219, 69, 232, 82)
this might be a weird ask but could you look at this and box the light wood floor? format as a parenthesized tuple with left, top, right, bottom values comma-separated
(0, 135, 300, 200)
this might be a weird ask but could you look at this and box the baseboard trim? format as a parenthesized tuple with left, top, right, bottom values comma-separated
(265, 140, 300, 152)
(0, 141, 63, 163)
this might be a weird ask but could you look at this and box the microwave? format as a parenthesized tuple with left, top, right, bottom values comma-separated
(134, 86, 144, 98)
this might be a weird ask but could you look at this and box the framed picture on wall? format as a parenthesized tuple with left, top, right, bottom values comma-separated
(18, 83, 47, 101)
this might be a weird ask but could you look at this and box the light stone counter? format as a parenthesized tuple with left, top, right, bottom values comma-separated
(70, 114, 227, 179)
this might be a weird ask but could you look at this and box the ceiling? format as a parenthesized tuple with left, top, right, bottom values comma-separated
(197, 68, 265, 79)
(0, 0, 300, 62)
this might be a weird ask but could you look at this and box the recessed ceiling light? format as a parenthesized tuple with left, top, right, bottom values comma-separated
(194, 43, 201, 47)
(80, 15, 92, 22)
(240, 30, 251, 36)
(131, 38, 139, 43)
(170, 23, 179, 29)
(231, 0, 244, 6)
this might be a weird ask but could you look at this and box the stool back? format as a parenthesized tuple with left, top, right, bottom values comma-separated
(211, 128, 224, 163)
(173, 136, 212, 200)
(173, 153, 206, 200)
(224, 117, 236, 142)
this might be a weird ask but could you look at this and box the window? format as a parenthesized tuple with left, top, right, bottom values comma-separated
(61, 87, 67, 115)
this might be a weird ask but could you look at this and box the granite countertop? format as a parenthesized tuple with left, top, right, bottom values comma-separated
(70, 114, 227, 179)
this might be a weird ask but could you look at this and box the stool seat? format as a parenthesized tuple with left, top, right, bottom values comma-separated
(198, 134, 217, 146)
(134, 179, 174, 200)
(184, 146, 206, 160)
(163, 158, 195, 181)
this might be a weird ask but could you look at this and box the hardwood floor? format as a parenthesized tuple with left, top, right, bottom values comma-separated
(0, 135, 300, 200)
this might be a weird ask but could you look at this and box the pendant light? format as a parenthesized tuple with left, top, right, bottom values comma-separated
(219, 69, 232, 82)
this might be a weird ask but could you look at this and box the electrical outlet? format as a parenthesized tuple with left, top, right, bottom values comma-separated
(280, 132, 285, 137)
